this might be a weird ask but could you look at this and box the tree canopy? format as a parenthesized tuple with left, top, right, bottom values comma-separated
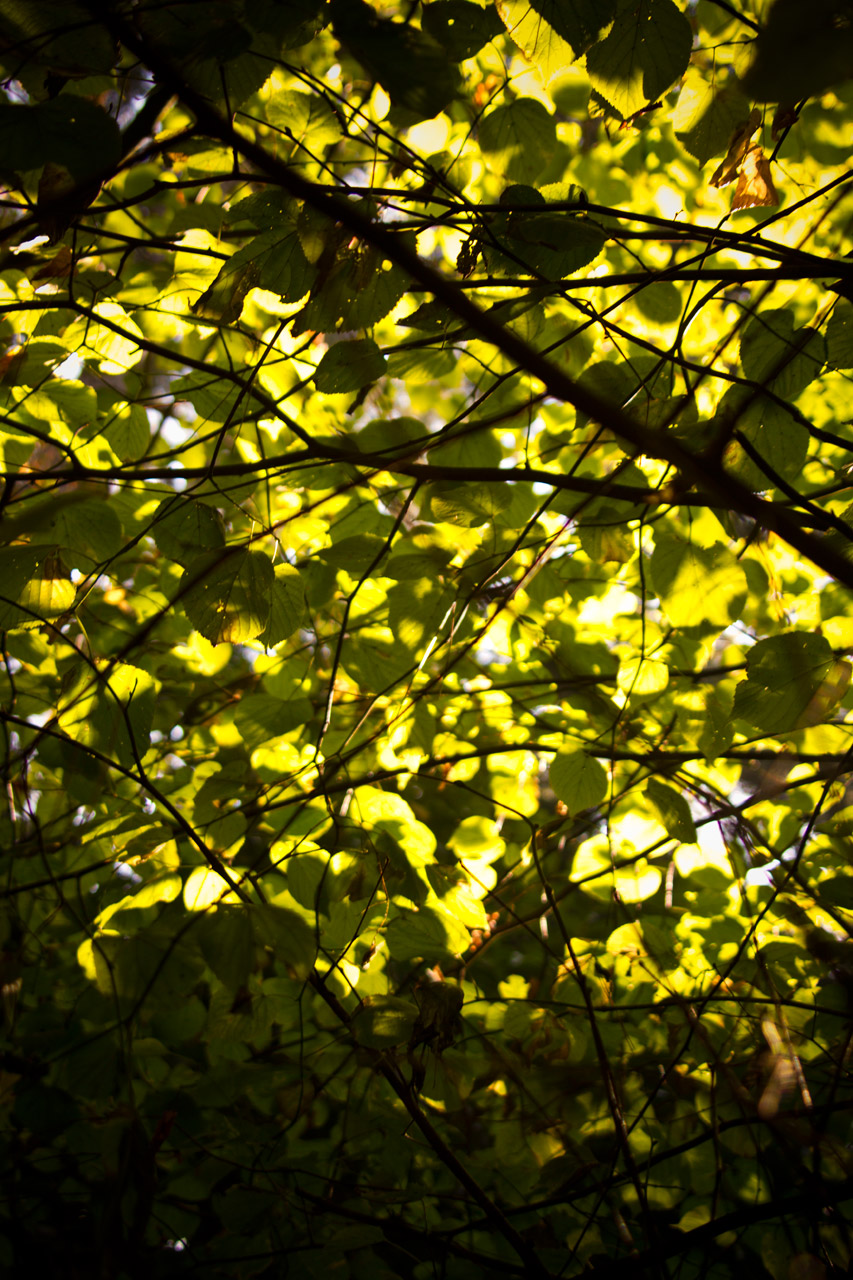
(2, 1, 853, 1276)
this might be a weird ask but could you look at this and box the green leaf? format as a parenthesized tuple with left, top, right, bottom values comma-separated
(0, 97, 120, 180)
(423, 1, 504, 59)
(62, 303, 144, 374)
(617, 656, 669, 695)
(233, 692, 314, 747)
(424, 481, 512, 526)
(645, 778, 696, 844)
(180, 548, 274, 645)
(354, 996, 418, 1048)
(196, 907, 255, 990)
(218, 226, 315, 308)
(296, 240, 413, 333)
(28, 497, 122, 570)
(0, 544, 73, 628)
(827, 300, 853, 369)
(586, 0, 692, 121)
(479, 99, 558, 184)
(153, 498, 226, 567)
(486, 210, 607, 279)
(252, 905, 316, 977)
(0, 0, 118, 78)
(313, 339, 387, 394)
(740, 309, 825, 400)
(651, 537, 747, 629)
(673, 67, 752, 166)
(743, 0, 853, 103)
(733, 633, 837, 735)
(257, 563, 307, 648)
(57, 659, 159, 768)
(265, 90, 342, 152)
(549, 749, 608, 812)
(385, 904, 471, 962)
(721, 394, 809, 491)
(329, 0, 461, 117)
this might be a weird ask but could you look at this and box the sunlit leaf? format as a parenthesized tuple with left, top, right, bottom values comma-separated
(651, 537, 747, 629)
(497, 0, 615, 81)
(479, 98, 558, 183)
(586, 0, 691, 121)
(550, 749, 608, 812)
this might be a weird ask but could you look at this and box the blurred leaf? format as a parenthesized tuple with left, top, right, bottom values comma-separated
(550, 749, 608, 812)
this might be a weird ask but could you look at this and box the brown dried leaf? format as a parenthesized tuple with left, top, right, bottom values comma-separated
(710, 107, 761, 188)
(731, 145, 779, 211)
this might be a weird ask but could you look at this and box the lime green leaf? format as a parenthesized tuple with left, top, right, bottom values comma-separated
(63, 303, 144, 374)
(183, 866, 245, 910)
(180, 548, 274, 645)
(14, 570, 75, 628)
(385, 904, 471, 962)
(266, 90, 342, 152)
(651, 537, 747, 629)
(0, 545, 74, 628)
(550, 749, 608, 812)
(448, 816, 505, 862)
(617, 656, 669, 695)
(586, 0, 692, 121)
(497, 0, 615, 80)
(314, 339, 387, 394)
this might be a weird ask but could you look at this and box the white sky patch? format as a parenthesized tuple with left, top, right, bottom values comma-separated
(53, 353, 84, 380)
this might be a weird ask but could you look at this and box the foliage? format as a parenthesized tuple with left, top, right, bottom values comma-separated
(1, 1, 853, 1276)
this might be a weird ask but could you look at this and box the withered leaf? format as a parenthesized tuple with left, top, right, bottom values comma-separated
(710, 108, 762, 189)
(731, 144, 779, 211)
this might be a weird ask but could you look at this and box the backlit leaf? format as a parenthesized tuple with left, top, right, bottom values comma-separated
(550, 749, 608, 812)
(180, 548, 274, 645)
(586, 0, 691, 121)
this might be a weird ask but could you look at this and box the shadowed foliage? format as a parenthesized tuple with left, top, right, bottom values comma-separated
(1, 2, 853, 1277)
